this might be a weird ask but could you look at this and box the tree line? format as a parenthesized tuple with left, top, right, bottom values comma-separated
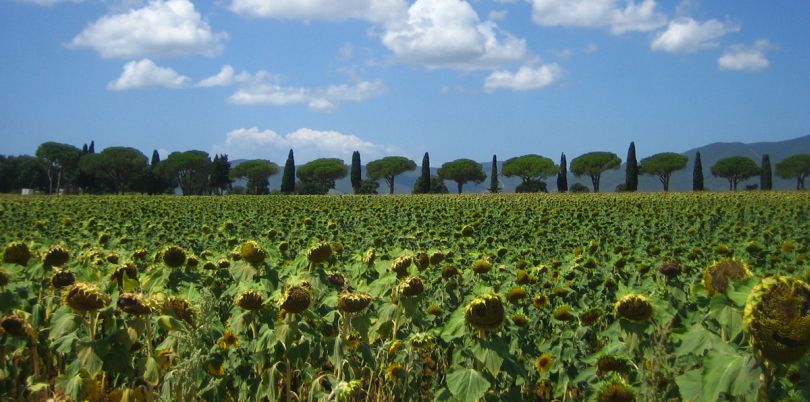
(0, 140, 808, 195)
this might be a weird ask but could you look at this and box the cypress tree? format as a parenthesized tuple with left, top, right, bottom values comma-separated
(557, 153, 568, 193)
(281, 149, 295, 194)
(693, 151, 704, 191)
(625, 142, 638, 191)
(489, 154, 499, 193)
(421, 152, 431, 193)
(88, 140, 95, 154)
(761, 154, 772, 191)
(150, 150, 160, 167)
(350, 151, 362, 194)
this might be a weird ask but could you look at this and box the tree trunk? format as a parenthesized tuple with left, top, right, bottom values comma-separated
(387, 176, 395, 194)
(56, 167, 62, 195)
(591, 175, 600, 193)
(457, 182, 463, 194)
(663, 174, 670, 192)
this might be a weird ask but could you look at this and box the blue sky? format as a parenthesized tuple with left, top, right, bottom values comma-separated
(1, 0, 809, 164)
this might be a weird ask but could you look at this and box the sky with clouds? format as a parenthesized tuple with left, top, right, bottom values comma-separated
(1, 0, 809, 164)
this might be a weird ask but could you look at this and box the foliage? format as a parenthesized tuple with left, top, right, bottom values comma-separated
(413, 153, 431, 194)
(557, 153, 568, 193)
(79, 147, 148, 194)
(230, 159, 278, 195)
(711, 156, 761, 191)
(412, 176, 449, 194)
(351, 151, 362, 194)
(625, 142, 638, 192)
(159, 150, 212, 195)
(570, 152, 622, 193)
(489, 155, 500, 194)
(775, 154, 810, 190)
(296, 158, 347, 195)
(280, 149, 296, 194)
(693, 151, 704, 191)
(438, 159, 486, 194)
(209, 154, 233, 195)
(639, 152, 689, 192)
(570, 182, 590, 193)
(36, 141, 81, 194)
(366, 156, 416, 194)
(502, 154, 557, 192)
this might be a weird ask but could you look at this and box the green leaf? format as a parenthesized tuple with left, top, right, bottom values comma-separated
(76, 345, 103, 376)
(727, 278, 756, 307)
(157, 315, 184, 332)
(440, 305, 467, 342)
(701, 348, 761, 402)
(675, 368, 702, 402)
(49, 307, 81, 340)
(446, 367, 491, 402)
(230, 262, 257, 283)
(471, 340, 505, 376)
(56, 371, 88, 402)
(675, 324, 721, 358)
(143, 356, 160, 386)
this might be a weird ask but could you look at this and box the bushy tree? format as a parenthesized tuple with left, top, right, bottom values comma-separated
(36, 141, 81, 194)
(570, 183, 590, 193)
(760, 154, 772, 191)
(0, 155, 48, 193)
(230, 159, 279, 195)
(357, 179, 380, 195)
(280, 149, 296, 194)
(502, 154, 557, 193)
(638, 152, 688, 192)
(297, 158, 347, 194)
(711, 156, 760, 191)
(159, 150, 212, 195)
(366, 156, 416, 194)
(569, 152, 621, 193)
(625, 142, 638, 192)
(79, 147, 147, 194)
(556, 153, 568, 193)
(438, 158, 486, 194)
(77, 142, 96, 194)
(693, 151, 704, 191)
(775, 154, 810, 190)
(210, 154, 232, 195)
(351, 151, 362, 194)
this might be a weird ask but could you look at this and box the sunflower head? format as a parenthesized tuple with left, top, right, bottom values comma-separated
(362, 247, 376, 265)
(553, 305, 576, 322)
(164, 297, 195, 326)
(429, 251, 445, 265)
(50, 269, 76, 288)
(111, 263, 138, 287)
(464, 293, 505, 332)
(535, 353, 553, 372)
(441, 264, 461, 279)
(703, 259, 752, 296)
(516, 269, 531, 284)
(117, 293, 152, 316)
(42, 245, 70, 268)
(337, 292, 373, 313)
(386, 363, 405, 380)
(398, 276, 425, 297)
(614, 294, 654, 322)
(0, 269, 8, 288)
(580, 307, 603, 326)
(307, 242, 333, 265)
(2, 241, 31, 266)
(472, 259, 491, 274)
(506, 287, 527, 303)
(743, 276, 810, 363)
(162, 246, 187, 268)
(533, 295, 549, 309)
(596, 377, 635, 402)
(218, 329, 239, 350)
(280, 284, 312, 314)
(63, 282, 109, 313)
(512, 313, 529, 327)
(414, 252, 430, 270)
(658, 260, 682, 278)
(427, 305, 442, 316)
(239, 240, 266, 265)
(0, 315, 32, 338)
(236, 290, 264, 311)
(596, 356, 629, 376)
(391, 254, 414, 277)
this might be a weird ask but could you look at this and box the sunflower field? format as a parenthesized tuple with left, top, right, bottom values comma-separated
(1, 192, 809, 401)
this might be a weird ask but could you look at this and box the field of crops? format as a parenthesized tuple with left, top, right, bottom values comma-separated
(1, 193, 809, 401)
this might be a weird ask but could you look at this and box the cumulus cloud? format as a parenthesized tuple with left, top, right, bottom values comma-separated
(528, 0, 667, 34)
(229, 0, 406, 23)
(381, 0, 527, 69)
(107, 59, 190, 90)
(651, 18, 739, 53)
(213, 127, 398, 162)
(718, 40, 773, 72)
(227, 75, 386, 111)
(70, 0, 227, 59)
(484, 63, 563, 92)
(195, 65, 253, 88)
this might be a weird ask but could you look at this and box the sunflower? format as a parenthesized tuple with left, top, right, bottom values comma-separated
(658, 260, 682, 278)
(553, 305, 576, 322)
(164, 297, 195, 326)
(161, 246, 186, 268)
(532, 295, 550, 309)
(51, 269, 76, 289)
(596, 377, 635, 402)
(117, 293, 152, 316)
(427, 305, 442, 316)
(386, 363, 404, 380)
(391, 254, 414, 277)
(307, 242, 333, 265)
(512, 313, 529, 327)
(398, 276, 425, 297)
(464, 293, 505, 332)
(280, 284, 312, 314)
(744, 276, 810, 363)
(218, 330, 239, 350)
(236, 290, 264, 311)
(472, 259, 491, 274)
(2, 241, 31, 266)
(535, 353, 553, 372)
(239, 240, 266, 265)
(0, 315, 31, 338)
(63, 283, 109, 313)
(614, 294, 654, 322)
(42, 245, 70, 268)
(337, 292, 373, 314)
(703, 259, 752, 296)
(506, 287, 527, 303)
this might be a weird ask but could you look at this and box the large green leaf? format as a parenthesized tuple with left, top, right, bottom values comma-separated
(701, 347, 761, 402)
(471, 340, 505, 376)
(675, 324, 721, 358)
(446, 367, 491, 402)
(440, 305, 467, 342)
(75, 345, 103, 376)
(675, 368, 702, 402)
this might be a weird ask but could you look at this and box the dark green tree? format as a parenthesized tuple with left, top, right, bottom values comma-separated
(711, 156, 760, 191)
(638, 152, 688, 192)
(625, 142, 638, 192)
(502, 154, 558, 193)
(297, 158, 348, 194)
(280, 149, 296, 194)
(79, 147, 148, 194)
(775, 154, 810, 190)
(413, 152, 431, 194)
(88, 140, 95, 154)
(159, 150, 212, 195)
(36, 141, 81, 194)
(366, 156, 416, 194)
(209, 154, 232, 195)
(570, 152, 622, 193)
(0, 155, 48, 193)
(351, 151, 362, 194)
(760, 154, 772, 191)
(556, 153, 568, 193)
(489, 154, 500, 193)
(438, 158, 486, 194)
(77, 142, 96, 194)
(230, 159, 279, 195)
(357, 179, 380, 194)
(693, 151, 704, 191)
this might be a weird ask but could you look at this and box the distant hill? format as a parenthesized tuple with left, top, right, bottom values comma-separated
(233, 134, 810, 193)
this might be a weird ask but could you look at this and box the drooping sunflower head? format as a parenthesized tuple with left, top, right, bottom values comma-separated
(658, 260, 682, 278)
(596, 356, 630, 376)
(337, 292, 373, 313)
(535, 353, 554, 373)
(2, 241, 31, 266)
(117, 293, 153, 316)
(239, 240, 267, 265)
(0, 315, 32, 338)
(111, 263, 138, 286)
(506, 287, 527, 303)
(512, 313, 529, 328)
(532, 295, 549, 309)
(414, 252, 430, 270)
(427, 305, 442, 316)
(236, 289, 264, 311)
(743, 276, 810, 363)
(595, 377, 635, 402)
(162, 246, 187, 268)
(580, 307, 603, 326)
(614, 294, 654, 322)
(218, 329, 239, 350)
(464, 293, 505, 332)
(553, 305, 576, 322)
(164, 296, 195, 326)
(391, 254, 414, 277)
(472, 259, 491, 274)
(306, 242, 333, 265)
(441, 264, 461, 279)
(398, 276, 425, 297)
(280, 284, 312, 314)
(42, 245, 70, 268)
(429, 251, 445, 265)
(703, 259, 752, 296)
(63, 282, 109, 313)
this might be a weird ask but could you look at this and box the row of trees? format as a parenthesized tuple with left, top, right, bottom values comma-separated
(1, 141, 808, 195)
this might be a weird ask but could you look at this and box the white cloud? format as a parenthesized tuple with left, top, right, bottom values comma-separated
(70, 0, 227, 59)
(381, 0, 527, 69)
(718, 40, 773, 72)
(484, 63, 563, 92)
(528, 0, 667, 34)
(107, 59, 190, 90)
(228, 0, 406, 23)
(213, 127, 397, 162)
(195, 65, 254, 88)
(227, 75, 387, 111)
(651, 18, 739, 53)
